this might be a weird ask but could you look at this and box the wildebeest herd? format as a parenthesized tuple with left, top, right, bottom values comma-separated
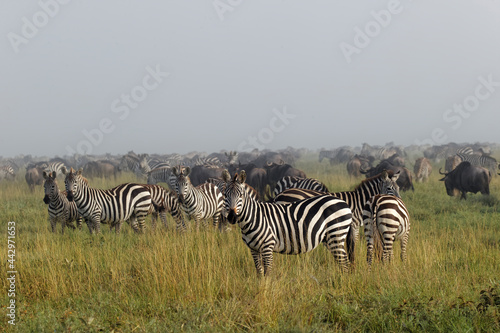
(1, 143, 498, 275)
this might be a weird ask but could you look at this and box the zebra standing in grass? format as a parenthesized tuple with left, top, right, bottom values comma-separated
(147, 166, 173, 186)
(362, 194, 410, 269)
(43, 171, 83, 233)
(0, 165, 15, 181)
(222, 170, 353, 276)
(456, 149, 498, 175)
(141, 184, 185, 231)
(171, 166, 223, 228)
(273, 176, 329, 197)
(63, 167, 152, 234)
(413, 157, 432, 183)
(274, 171, 401, 244)
(44, 161, 67, 176)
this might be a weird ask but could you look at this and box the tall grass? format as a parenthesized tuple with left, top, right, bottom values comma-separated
(1, 159, 499, 332)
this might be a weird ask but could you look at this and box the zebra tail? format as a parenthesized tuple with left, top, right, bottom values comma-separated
(346, 221, 355, 266)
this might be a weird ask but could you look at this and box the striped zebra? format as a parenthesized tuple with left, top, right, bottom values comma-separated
(222, 170, 353, 276)
(43, 171, 84, 233)
(141, 184, 185, 231)
(456, 150, 498, 175)
(274, 170, 401, 244)
(273, 176, 329, 197)
(62, 167, 152, 234)
(147, 167, 173, 186)
(362, 194, 410, 269)
(413, 157, 432, 183)
(0, 165, 15, 181)
(44, 162, 67, 177)
(171, 166, 223, 228)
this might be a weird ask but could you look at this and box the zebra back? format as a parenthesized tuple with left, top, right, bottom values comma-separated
(273, 176, 329, 197)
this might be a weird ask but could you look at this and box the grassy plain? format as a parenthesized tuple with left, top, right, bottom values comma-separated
(1, 156, 499, 332)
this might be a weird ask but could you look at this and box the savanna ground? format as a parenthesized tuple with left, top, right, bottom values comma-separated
(1, 154, 500, 332)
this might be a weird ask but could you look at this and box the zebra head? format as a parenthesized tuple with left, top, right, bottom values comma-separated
(171, 166, 191, 203)
(222, 169, 247, 224)
(42, 170, 58, 204)
(62, 167, 83, 202)
(380, 170, 401, 198)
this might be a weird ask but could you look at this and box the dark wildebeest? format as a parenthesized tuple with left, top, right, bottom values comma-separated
(25, 165, 44, 192)
(439, 161, 491, 200)
(347, 155, 373, 178)
(230, 163, 267, 200)
(361, 161, 414, 191)
(264, 161, 307, 198)
(444, 155, 462, 173)
(83, 160, 120, 179)
(188, 165, 224, 187)
(414, 157, 432, 183)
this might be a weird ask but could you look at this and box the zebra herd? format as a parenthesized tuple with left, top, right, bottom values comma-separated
(39, 163, 410, 276)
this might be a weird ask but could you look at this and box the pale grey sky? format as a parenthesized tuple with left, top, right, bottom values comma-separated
(1, 0, 499, 157)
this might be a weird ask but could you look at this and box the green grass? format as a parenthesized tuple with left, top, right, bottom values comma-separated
(1, 158, 500, 332)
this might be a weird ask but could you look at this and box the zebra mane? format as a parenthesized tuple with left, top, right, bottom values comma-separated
(354, 170, 394, 191)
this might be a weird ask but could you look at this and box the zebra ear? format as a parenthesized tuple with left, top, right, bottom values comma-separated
(52, 171, 57, 179)
(61, 166, 67, 175)
(77, 168, 83, 175)
(381, 170, 388, 180)
(184, 167, 191, 177)
(172, 167, 178, 177)
(239, 170, 247, 184)
(43, 171, 48, 179)
(222, 169, 231, 182)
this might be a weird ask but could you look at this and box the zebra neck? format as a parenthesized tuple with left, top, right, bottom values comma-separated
(49, 192, 64, 208)
(332, 179, 381, 210)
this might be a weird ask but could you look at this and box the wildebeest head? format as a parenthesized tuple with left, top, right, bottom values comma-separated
(222, 169, 247, 224)
(42, 170, 58, 204)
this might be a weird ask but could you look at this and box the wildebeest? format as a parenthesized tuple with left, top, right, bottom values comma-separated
(439, 161, 491, 199)
(347, 155, 373, 177)
(361, 161, 414, 191)
(188, 165, 224, 187)
(264, 161, 307, 197)
(444, 155, 462, 173)
(414, 157, 432, 182)
(25, 165, 45, 192)
(230, 163, 267, 200)
(83, 160, 120, 179)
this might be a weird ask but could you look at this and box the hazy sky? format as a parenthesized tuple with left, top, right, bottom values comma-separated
(1, 1, 500, 157)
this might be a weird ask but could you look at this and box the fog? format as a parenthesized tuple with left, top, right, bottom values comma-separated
(1, 0, 499, 157)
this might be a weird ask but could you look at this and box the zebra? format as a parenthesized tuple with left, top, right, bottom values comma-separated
(413, 157, 432, 183)
(0, 165, 15, 181)
(120, 153, 148, 179)
(44, 162, 67, 177)
(362, 194, 410, 269)
(43, 171, 83, 233)
(62, 167, 152, 234)
(456, 151, 498, 175)
(222, 170, 353, 276)
(147, 166, 173, 186)
(141, 184, 185, 232)
(273, 176, 329, 197)
(171, 166, 223, 229)
(273, 170, 401, 249)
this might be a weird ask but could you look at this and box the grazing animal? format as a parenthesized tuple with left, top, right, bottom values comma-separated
(439, 161, 491, 200)
(171, 166, 223, 228)
(63, 167, 152, 234)
(43, 171, 83, 233)
(273, 171, 401, 256)
(363, 194, 410, 268)
(273, 176, 328, 197)
(347, 155, 373, 178)
(83, 160, 120, 179)
(222, 170, 353, 276)
(361, 161, 414, 192)
(141, 184, 185, 232)
(147, 167, 173, 186)
(456, 150, 498, 176)
(0, 166, 15, 181)
(444, 155, 461, 173)
(25, 165, 44, 192)
(413, 157, 432, 182)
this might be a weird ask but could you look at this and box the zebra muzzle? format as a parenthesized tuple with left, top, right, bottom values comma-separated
(66, 191, 74, 202)
(43, 195, 50, 204)
(227, 208, 238, 224)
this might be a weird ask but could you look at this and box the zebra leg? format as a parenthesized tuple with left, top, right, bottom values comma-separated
(175, 216, 187, 232)
(324, 236, 349, 273)
(136, 212, 147, 233)
(251, 249, 264, 276)
(151, 211, 158, 231)
(76, 216, 83, 231)
(49, 216, 56, 233)
(400, 233, 409, 263)
(115, 221, 122, 234)
(160, 211, 168, 230)
(262, 248, 274, 276)
(91, 215, 101, 234)
(381, 235, 394, 263)
(364, 215, 375, 269)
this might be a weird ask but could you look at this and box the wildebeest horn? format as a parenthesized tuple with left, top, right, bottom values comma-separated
(438, 167, 447, 175)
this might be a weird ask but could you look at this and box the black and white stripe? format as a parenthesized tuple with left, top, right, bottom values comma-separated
(222, 170, 353, 276)
(456, 151, 498, 175)
(147, 167, 173, 186)
(44, 162, 67, 177)
(43, 171, 83, 233)
(0, 165, 15, 181)
(362, 194, 410, 268)
(142, 184, 185, 232)
(274, 171, 401, 243)
(171, 166, 223, 228)
(63, 167, 152, 234)
(273, 176, 329, 197)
